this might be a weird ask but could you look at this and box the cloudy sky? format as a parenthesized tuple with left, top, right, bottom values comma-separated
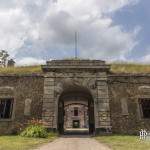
(0, 0, 149, 65)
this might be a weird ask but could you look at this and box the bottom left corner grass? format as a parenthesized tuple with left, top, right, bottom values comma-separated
(0, 125, 58, 150)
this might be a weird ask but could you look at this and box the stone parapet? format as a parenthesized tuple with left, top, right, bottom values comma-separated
(42, 60, 110, 72)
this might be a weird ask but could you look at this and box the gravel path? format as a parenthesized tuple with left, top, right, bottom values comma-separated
(35, 135, 111, 150)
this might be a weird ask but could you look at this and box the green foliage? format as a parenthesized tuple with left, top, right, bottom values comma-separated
(95, 135, 150, 150)
(0, 63, 150, 74)
(20, 125, 48, 138)
(0, 65, 42, 74)
(111, 63, 150, 73)
(0, 135, 56, 150)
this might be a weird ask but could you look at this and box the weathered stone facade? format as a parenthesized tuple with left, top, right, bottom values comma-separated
(0, 75, 44, 135)
(42, 60, 111, 134)
(0, 60, 150, 135)
(108, 74, 150, 134)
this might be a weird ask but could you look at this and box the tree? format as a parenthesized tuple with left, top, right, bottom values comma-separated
(0, 50, 9, 67)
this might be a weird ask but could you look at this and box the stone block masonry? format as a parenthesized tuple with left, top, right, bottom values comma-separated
(0, 60, 150, 135)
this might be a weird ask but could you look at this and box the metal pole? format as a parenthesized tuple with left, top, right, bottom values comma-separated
(75, 31, 77, 59)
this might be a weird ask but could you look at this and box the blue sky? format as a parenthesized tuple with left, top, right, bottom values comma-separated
(113, 0, 150, 61)
(0, 0, 149, 65)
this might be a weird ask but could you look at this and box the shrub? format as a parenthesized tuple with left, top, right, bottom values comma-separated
(20, 125, 48, 138)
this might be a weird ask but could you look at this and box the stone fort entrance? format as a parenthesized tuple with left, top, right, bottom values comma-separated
(58, 86, 95, 134)
(42, 60, 111, 134)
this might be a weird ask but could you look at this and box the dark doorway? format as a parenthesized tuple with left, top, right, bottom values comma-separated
(139, 98, 150, 118)
(57, 88, 95, 135)
(0, 98, 13, 119)
(73, 120, 80, 128)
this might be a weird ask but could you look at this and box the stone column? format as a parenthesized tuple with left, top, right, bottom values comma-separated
(42, 76, 55, 130)
(96, 74, 111, 134)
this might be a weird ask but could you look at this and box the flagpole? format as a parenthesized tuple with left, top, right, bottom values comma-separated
(75, 31, 78, 59)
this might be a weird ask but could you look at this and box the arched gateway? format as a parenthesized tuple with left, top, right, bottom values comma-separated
(58, 86, 95, 134)
(42, 60, 111, 134)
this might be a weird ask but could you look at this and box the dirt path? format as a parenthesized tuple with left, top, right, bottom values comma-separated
(35, 135, 111, 150)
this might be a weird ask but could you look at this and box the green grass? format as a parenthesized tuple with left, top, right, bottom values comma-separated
(0, 63, 150, 74)
(111, 63, 150, 73)
(95, 135, 150, 150)
(0, 66, 42, 74)
(0, 133, 57, 150)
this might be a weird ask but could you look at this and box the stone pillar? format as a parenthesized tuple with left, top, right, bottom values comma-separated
(42, 76, 55, 130)
(96, 75, 111, 134)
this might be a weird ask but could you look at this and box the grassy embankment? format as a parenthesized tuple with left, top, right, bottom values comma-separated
(0, 63, 150, 74)
(111, 63, 150, 73)
(95, 135, 150, 150)
(0, 66, 42, 74)
(0, 133, 57, 150)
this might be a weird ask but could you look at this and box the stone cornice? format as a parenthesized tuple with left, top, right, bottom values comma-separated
(42, 60, 110, 72)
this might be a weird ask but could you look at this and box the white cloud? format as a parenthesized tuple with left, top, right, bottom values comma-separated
(16, 57, 45, 66)
(140, 47, 150, 64)
(141, 55, 150, 63)
(0, 0, 140, 65)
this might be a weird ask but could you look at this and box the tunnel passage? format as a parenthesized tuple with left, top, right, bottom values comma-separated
(57, 86, 95, 135)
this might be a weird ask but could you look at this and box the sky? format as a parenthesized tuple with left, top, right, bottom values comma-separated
(0, 0, 149, 65)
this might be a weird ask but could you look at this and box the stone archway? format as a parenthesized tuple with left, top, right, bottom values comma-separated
(57, 86, 95, 135)
(42, 60, 112, 135)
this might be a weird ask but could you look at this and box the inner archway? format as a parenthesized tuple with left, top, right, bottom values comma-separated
(57, 86, 95, 135)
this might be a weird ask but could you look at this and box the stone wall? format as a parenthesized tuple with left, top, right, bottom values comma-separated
(108, 74, 150, 134)
(42, 60, 112, 134)
(0, 75, 44, 135)
(0, 61, 150, 135)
